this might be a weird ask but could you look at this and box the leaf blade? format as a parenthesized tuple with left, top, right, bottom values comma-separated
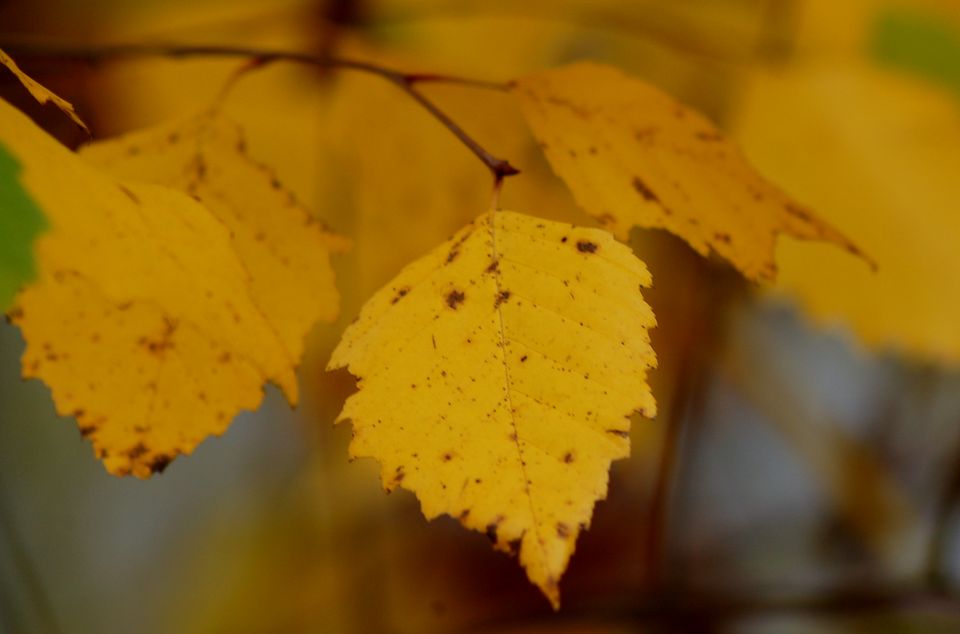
(512, 61, 870, 281)
(329, 209, 657, 607)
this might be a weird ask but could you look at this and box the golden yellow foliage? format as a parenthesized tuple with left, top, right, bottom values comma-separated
(513, 62, 868, 281)
(1, 98, 307, 477)
(735, 63, 960, 361)
(0, 48, 88, 132)
(79, 111, 348, 363)
(329, 209, 657, 607)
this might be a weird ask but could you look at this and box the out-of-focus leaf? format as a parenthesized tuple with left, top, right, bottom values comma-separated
(513, 62, 870, 282)
(0, 140, 46, 311)
(1, 98, 302, 477)
(0, 48, 88, 131)
(80, 111, 348, 363)
(871, 7, 960, 97)
(735, 63, 960, 362)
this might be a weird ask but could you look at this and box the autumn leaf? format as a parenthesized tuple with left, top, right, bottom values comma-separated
(79, 111, 348, 362)
(1, 97, 307, 477)
(1, 48, 88, 132)
(735, 62, 960, 362)
(512, 61, 870, 282)
(328, 209, 657, 607)
(0, 142, 46, 311)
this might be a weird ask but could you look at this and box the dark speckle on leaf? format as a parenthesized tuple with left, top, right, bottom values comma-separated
(148, 455, 172, 474)
(631, 176, 659, 202)
(576, 240, 598, 254)
(446, 289, 465, 309)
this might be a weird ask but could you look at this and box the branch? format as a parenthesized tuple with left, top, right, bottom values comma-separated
(0, 42, 520, 182)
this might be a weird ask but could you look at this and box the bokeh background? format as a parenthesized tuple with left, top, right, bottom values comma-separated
(2, 0, 960, 632)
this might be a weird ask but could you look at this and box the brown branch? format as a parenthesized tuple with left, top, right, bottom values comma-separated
(0, 42, 520, 182)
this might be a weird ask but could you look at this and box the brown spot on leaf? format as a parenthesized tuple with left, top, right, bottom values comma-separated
(556, 522, 570, 538)
(442, 452, 454, 462)
(597, 213, 617, 226)
(391, 287, 410, 304)
(458, 508, 471, 520)
(631, 176, 659, 202)
(606, 429, 629, 439)
(520, 355, 528, 363)
(563, 452, 575, 464)
(494, 290, 511, 308)
(78, 425, 96, 438)
(445, 289, 465, 309)
(126, 443, 148, 459)
(784, 202, 812, 222)
(485, 260, 499, 274)
(634, 127, 658, 143)
(714, 232, 732, 244)
(148, 455, 172, 474)
(576, 240, 598, 254)
(117, 185, 140, 205)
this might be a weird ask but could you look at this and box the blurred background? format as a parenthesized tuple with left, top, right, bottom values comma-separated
(2, 0, 960, 631)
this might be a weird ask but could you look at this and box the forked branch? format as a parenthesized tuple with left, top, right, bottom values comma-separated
(0, 42, 520, 182)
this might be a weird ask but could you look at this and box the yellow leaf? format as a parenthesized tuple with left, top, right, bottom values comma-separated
(0, 48, 88, 132)
(735, 63, 960, 361)
(512, 61, 869, 281)
(79, 111, 348, 363)
(328, 209, 657, 607)
(1, 98, 298, 477)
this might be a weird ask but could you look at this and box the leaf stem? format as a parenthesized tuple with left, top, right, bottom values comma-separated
(0, 42, 520, 181)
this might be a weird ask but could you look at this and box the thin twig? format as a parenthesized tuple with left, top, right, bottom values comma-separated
(0, 42, 520, 182)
